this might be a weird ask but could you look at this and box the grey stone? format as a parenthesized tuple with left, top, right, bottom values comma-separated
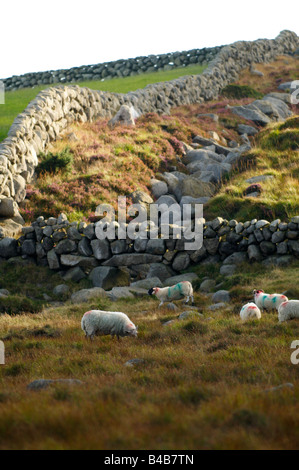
(0, 198, 19, 218)
(55, 239, 77, 255)
(200, 279, 216, 293)
(47, 249, 60, 269)
(89, 266, 130, 290)
(53, 284, 70, 297)
(83, 223, 95, 240)
(130, 277, 163, 289)
(91, 239, 111, 260)
(260, 241, 276, 255)
(62, 267, 86, 282)
(27, 379, 83, 391)
(0, 237, 18, 258)
(71, 287, 106, 303)
(271, 231, 285, 243)
(146, 239, 165, 255)
(107, 286, 134, 301)
(146, 262, 174, 282)
(172, 252, 190, 271)
(124, 359, 145, 367)
(237, 124, 258, 136)
(248, 244, 263, 261)
(151, 179, 168, 198)
(21, 239, 36, 256)
(245, 175, 274, 184)
(208, 302, 227, 311)
(164, 272, 198, 286)
(220, 264, 237, 276)
(110, 239, 127, 255)
(78, 237, 92, 256)
(67, 226, 82, 241)
(179, 311, 203, 320)
(212, 290, 230, 303)
(103, 253, 163, 267)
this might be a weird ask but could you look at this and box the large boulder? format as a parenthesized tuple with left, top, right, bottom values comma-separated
(0, 237, 18, 258)
(108, 104, 139, 127)
(0, 198, 19, 218)
(89, 266, 130, 290)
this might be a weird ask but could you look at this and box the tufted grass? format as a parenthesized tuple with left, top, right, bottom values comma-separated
(204, 116, 299, 221)
(0, 64, 206, 143)
(0, 260, 299, 449)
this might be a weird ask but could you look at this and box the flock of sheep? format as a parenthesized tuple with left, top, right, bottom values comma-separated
(81, 281, 299, 340)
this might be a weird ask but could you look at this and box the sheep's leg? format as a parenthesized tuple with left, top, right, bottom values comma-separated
(185, 296, 190, 304)
(191, 295, 195, 306)
(159, 301, 164, 308)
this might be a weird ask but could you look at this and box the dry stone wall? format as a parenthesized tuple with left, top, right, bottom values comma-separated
(0, 214, 298, 284)
(2, 46, 223, 91)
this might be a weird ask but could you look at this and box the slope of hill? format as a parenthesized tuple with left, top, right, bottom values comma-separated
(18, 55, 299, 223)
(0, 64, 206, 143)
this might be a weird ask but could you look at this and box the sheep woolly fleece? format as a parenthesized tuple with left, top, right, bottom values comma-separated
(278, 300, 299, 322)
(240, 302, 262, 321)
(81, 310, 137, 339)
(253, 290, 288, 311)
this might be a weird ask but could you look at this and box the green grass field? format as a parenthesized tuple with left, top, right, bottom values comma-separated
(0, 64, 206, 143)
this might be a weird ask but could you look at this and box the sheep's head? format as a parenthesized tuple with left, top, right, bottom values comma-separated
(148, 287, 158, 296)
(125, 323, 138, 337)
(253, 289, 264, 295)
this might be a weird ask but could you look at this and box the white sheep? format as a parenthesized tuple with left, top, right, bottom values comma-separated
(253, 289, 288, 311)
(81, 310, 138, 340)
(278, 300, 299, 322)
(240, 302, 261, 321)
(148, 281, 194, 307)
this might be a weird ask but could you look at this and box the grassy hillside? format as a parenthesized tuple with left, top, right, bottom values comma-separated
(15, 55, 298, 224)
(0, 64, 206, 143)
(0, 259, 299, 450)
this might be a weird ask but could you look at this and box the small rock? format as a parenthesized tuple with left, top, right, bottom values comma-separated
(263, 383, 294, 393)
(212, 290, 230, 303)
(27, 379, 83, 391)
(53, 284, 70, 298)
(124, 359, 145, 367)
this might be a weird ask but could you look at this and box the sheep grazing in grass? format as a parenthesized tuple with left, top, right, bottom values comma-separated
(278, 300, 299, 322)
(148, 281, 194, 307)
(253, 289, 288, 311)
(240, 302, 261, 321)
(81, 310, 137, 341)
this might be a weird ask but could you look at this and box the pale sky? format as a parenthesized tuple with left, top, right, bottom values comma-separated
(1, 0, 298, 79)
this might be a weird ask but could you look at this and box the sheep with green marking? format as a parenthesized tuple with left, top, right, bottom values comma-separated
(148, 281, 194, 307)
(253, 289, 288, 311)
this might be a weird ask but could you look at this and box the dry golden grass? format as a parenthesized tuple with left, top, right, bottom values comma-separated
(0, 261, 299, 450)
